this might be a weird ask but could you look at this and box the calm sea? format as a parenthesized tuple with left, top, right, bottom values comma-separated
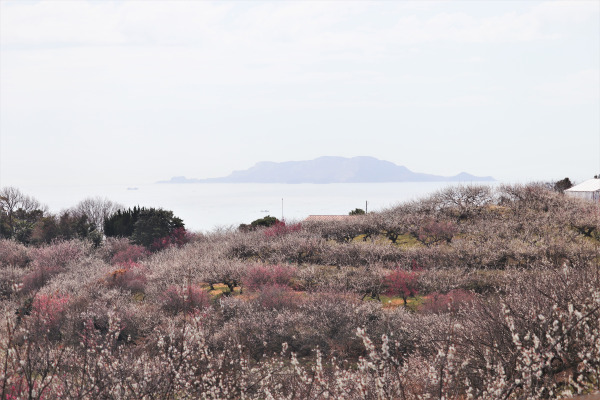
(19, 182, 500, 233)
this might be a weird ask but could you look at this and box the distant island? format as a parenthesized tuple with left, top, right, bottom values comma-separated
(158, 156, 495, 184)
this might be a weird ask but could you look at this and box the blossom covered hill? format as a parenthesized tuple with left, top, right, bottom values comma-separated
(0, 183, 598, 399)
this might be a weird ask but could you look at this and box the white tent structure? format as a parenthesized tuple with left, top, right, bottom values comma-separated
(565, 179, 600, 202)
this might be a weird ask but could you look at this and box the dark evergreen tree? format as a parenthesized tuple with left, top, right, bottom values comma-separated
(553, 177, 573, 193)
(251, 215, 279, 229)
(104, 206, 184, 249)
(30, 211, 97, 244)
(349, 208, 366, 215)
(6, 208, 45, 243)
(131, 208, 184, 248)
(104, 206, 142, 237)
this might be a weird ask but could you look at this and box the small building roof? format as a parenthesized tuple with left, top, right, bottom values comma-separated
(565, 179, 600, 193)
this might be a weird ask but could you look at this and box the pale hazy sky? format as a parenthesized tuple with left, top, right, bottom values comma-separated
(1, 0, 599, 186)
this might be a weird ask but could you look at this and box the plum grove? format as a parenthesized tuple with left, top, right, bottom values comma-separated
(0, 183, 599, 399)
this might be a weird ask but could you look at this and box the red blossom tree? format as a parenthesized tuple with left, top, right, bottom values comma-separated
(151, 227, 192, 252)
(384, 269, 419, 306)
(263, 221, 302, 238)
(30, 294, 70, 339)
(111, 244, 149, 264)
